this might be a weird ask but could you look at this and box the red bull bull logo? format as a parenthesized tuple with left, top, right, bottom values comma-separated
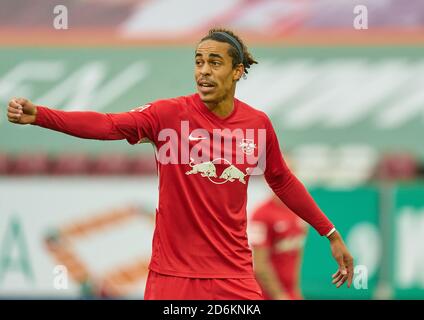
(185, 157, 250, 184)
(185, 159, 217, 178)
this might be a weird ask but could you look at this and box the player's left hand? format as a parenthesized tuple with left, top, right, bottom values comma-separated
(328, 231, 354, 288)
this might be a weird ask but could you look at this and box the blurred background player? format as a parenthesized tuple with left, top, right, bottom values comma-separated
(250, 194, 308, 300)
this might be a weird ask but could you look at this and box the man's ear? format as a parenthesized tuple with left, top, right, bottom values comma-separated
(233, 64, 244, 81)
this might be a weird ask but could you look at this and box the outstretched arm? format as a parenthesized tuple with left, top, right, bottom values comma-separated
(7, 97, 142, 143)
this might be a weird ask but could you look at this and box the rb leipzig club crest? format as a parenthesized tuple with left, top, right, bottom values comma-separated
(239, 139, 256, 155)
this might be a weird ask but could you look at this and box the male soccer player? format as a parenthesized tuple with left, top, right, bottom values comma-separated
(6, 28, 353, 299)
(249, 195, 308, 300)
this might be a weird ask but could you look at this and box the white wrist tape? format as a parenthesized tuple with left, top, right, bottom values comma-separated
(326, 227, 336, 237)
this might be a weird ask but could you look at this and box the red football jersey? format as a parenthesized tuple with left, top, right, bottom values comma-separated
(33, 93, 334, 278)
(250, 197, 308, 299)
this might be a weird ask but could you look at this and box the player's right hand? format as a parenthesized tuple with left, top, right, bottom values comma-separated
(7, 98, 37, 125)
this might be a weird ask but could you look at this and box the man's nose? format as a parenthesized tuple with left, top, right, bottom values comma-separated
(200, 63, 211, 75)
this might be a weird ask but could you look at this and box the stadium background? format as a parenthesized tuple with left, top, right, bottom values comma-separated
(0, 0, 423, 299)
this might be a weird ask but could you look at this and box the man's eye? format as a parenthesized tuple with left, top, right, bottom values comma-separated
(195, 60, 203, 66)
(212, 61, 221, 66)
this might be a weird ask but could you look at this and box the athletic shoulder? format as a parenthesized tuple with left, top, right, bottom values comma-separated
(146, 95, 190, 110)
(130, 95, 192, 119)
(236, 98, 272, 126)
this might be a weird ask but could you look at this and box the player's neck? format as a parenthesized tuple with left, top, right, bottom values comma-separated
(204, 87, 236, 118)
(205, 99, 234, 118)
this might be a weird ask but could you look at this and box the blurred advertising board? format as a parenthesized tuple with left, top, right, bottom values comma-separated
(301, 187, 381, 299)
(0, 47, 423, 160)
(0, 177, 158, 298)
(392, 184, 424, 299)
(1, 179, 424, 299)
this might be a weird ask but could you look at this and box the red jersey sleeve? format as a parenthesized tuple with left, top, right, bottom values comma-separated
(263, 116, 334, 236)
(125, 102, 161, 145)
(32, 102, 162, 146)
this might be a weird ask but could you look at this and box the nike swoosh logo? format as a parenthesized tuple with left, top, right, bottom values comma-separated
(188, 133, 207, 141)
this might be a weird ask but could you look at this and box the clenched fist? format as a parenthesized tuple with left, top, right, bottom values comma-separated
(7, 98, 37, 125)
